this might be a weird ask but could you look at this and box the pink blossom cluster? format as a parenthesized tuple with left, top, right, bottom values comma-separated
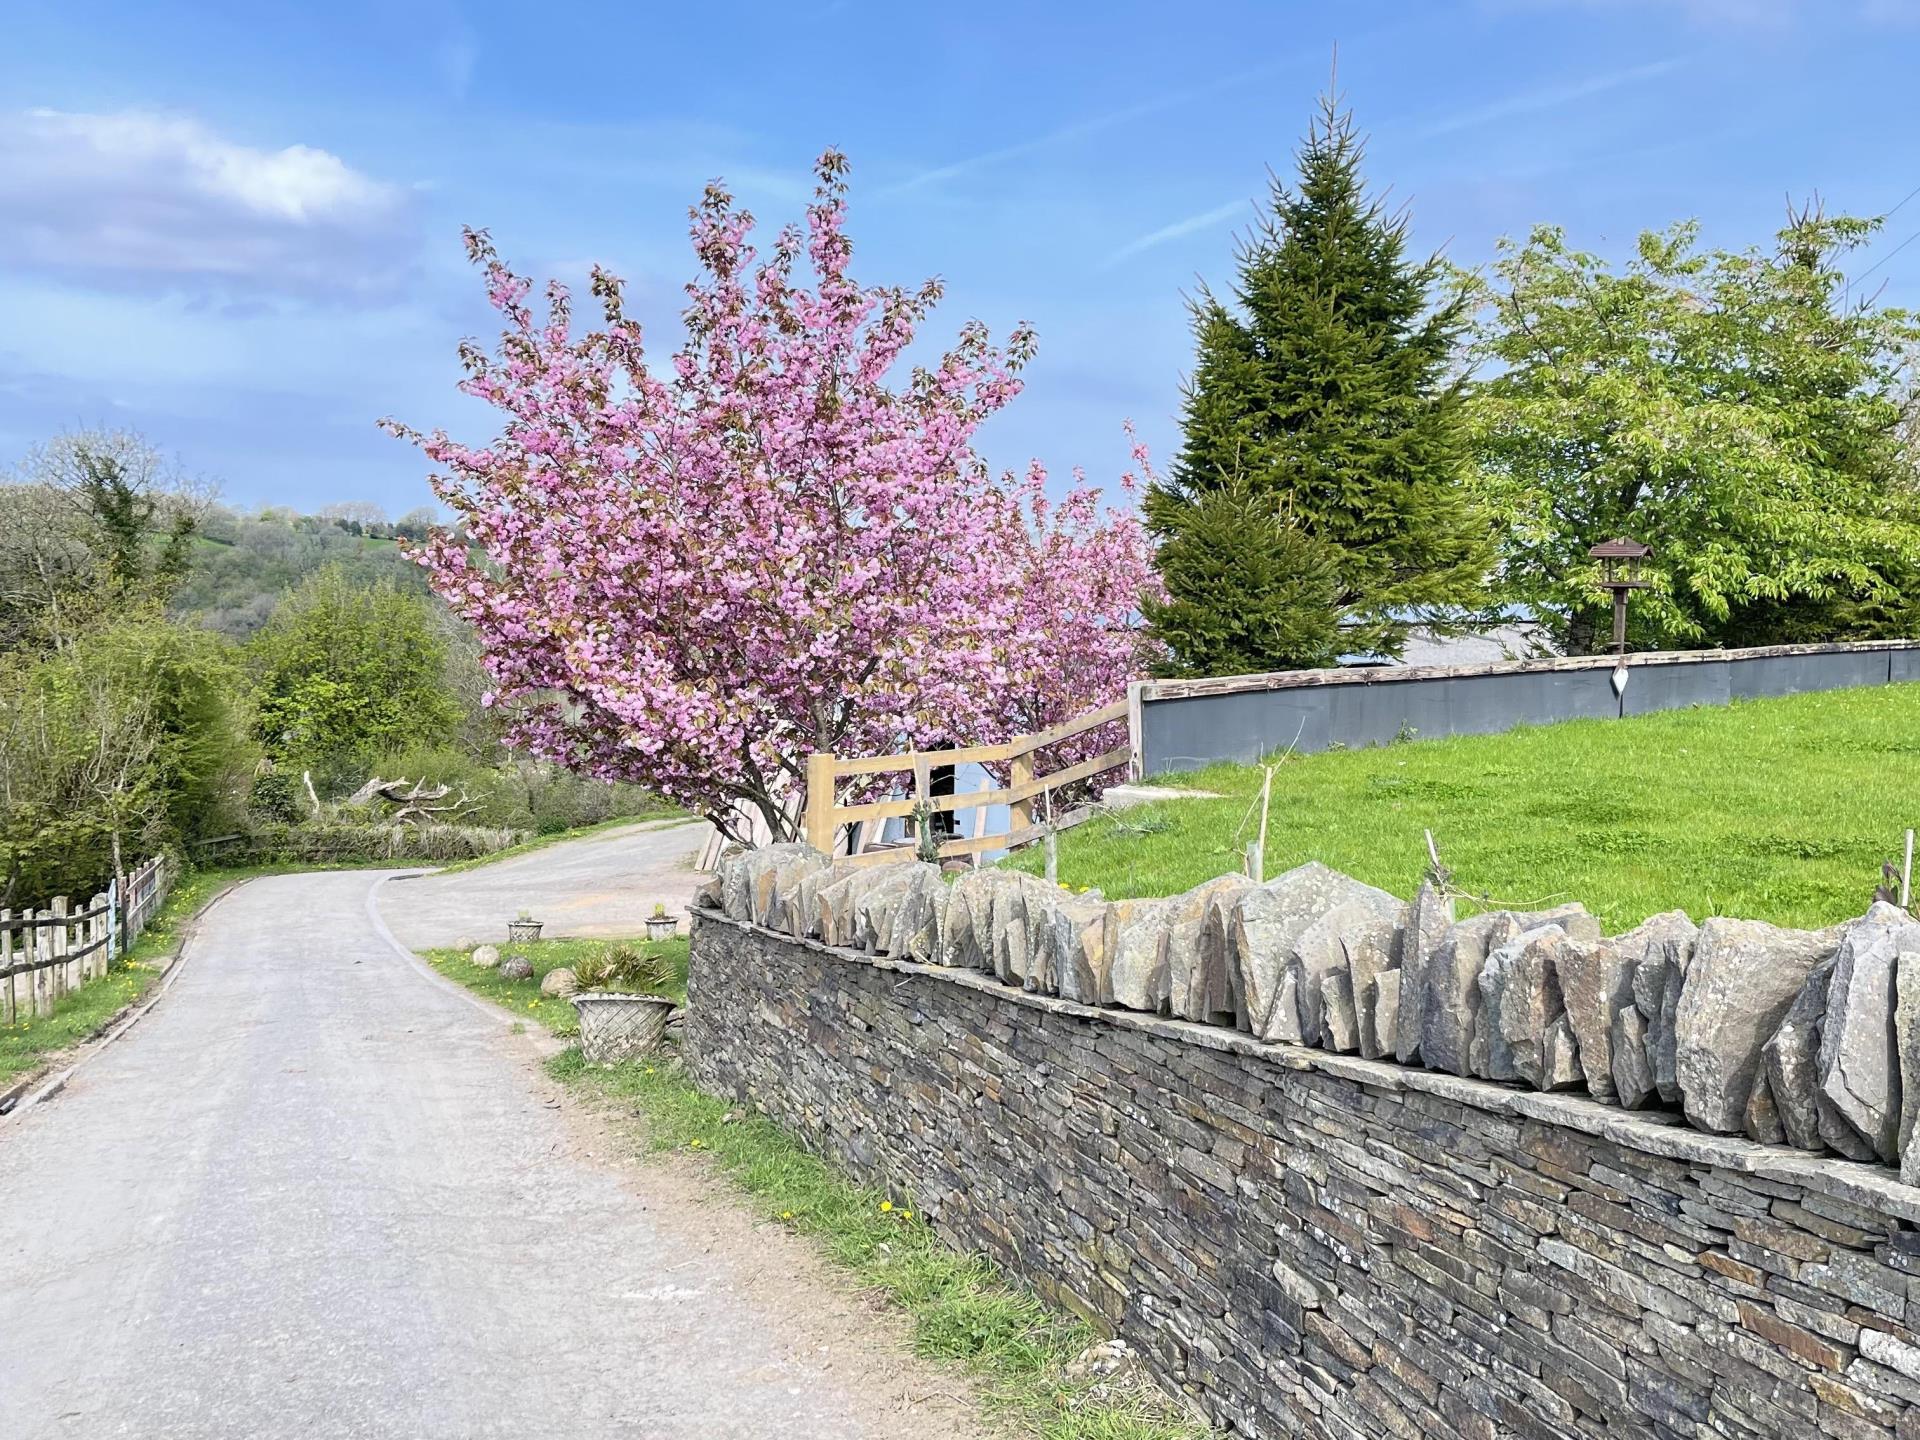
(387, 151, 1159, 841)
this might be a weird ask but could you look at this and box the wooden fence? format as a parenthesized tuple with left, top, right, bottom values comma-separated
(0, 856, 171, 1025)
(803, 699, 1132, 867)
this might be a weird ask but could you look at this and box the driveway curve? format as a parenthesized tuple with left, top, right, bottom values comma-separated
(0, 869, 985, 1440)
(380, 817, 712, 950)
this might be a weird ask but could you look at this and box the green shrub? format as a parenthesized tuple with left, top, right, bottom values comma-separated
(247, 770, 300, 822)
(228, 821, 523, 866)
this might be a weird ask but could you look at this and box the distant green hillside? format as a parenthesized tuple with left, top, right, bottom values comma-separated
(171, 506, 433, 637)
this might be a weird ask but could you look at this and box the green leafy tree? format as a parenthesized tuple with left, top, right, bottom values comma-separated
(1, 429, 206, 653)
(1466, 210, 1920, 652)
(0, 616, 251, 904)
(1145, 94, 1490, 676)
(248, 566, 463, 790)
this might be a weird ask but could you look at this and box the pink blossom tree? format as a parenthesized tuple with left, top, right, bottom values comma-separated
(387, 151, 1157, 843)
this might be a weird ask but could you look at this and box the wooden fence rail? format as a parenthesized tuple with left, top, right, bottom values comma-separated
(803, 699, 1132, 868)
(0, 856, 172, 1026)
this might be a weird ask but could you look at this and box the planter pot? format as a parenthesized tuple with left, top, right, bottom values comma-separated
(571, 992, 676, 1063)
(645, 914, 679, 942)
(507, 919, 544, 944)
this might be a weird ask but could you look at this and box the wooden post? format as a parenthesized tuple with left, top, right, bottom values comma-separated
(0, 909, 12, 1025)
(31, 909, 49, 1018)
(1254, 765, 1274, 884)
(35, 906, 55, 1016)
(1009, 748, 1035, 837)
(804, 753, 838, 856)
(912, 753, 932, 858)
(53, 896, 73, 999)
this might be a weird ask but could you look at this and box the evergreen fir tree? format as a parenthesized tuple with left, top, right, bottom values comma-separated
(1145, 92, 1490, 676)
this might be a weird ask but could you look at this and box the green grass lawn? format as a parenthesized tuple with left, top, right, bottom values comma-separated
(420, 934, 690, 1034)
(1007, 683, 1920, 931)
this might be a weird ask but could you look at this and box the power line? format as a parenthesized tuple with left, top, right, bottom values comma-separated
(1855, 225, 1920, 286)
(1885, 181, 1920, 223)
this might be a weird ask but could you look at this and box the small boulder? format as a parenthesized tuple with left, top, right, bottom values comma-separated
(499, 955, 534, 981)
(1047, 891, 1115, 1004)
(1764, 956, 1837, 1151)
(455, 935, 477, 953)
(1744, 1069, 1787, 1146)
(1612, 1005, 1657, 1108)
(1320, 970, 1360, 1053)
(1559, 912, 1692, 1103)
(1104, 898, 1173, 1010)
(1423, 911, 1522, 1078)
(1363, 970, 1401, 1061)
(1157, 876, 1249, 1020)
(1897, 947, 1920, 1185)
(1815, 902, 1919, 1162)
(1676, 918, 1837, 1135)
(1394, 880, 1454, 1064)
(540, 967, 578, 998)
(470, 944, 501, 969)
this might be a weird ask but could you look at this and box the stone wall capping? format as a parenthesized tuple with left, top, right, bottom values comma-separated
(687, 907, 1920, 1437)
(694, 905, 1920, 1226)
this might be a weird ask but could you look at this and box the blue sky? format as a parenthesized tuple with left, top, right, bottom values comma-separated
(3, 0, 1918, 513)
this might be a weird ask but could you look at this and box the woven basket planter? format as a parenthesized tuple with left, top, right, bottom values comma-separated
(507, 919, 544, 944)
(572, 992, 675, 1063)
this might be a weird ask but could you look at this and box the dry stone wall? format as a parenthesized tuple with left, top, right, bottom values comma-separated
(688, 846, 1920, 1437)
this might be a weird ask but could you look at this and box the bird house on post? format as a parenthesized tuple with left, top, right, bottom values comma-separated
(1588, 536, 1652, 657)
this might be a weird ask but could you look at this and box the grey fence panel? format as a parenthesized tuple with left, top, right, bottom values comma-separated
(1621, 659, 1730, 716)
(1725, 649, 1890, 700)
(1137, 641, 1920, 777)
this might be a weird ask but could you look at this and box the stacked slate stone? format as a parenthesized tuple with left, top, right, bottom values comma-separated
(705, 846, 1920, 1182)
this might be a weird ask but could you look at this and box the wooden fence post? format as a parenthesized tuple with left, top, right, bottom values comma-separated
(1008, 749, 1035, 836)
(53, 896, 73, 1000)
(1, 909, 12, 1025)
(34, 907, 54, 1017)
(805, 752, 838, 855)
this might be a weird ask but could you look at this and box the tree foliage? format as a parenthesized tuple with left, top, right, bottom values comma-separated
(0, 616, 250, 904)
(390, 152, 1157, 842)
(247, 565, 464, 789)
(1145, 94, 1490, 675)
(1466, 211, 1920, 651)
(0, 430, 208, 653)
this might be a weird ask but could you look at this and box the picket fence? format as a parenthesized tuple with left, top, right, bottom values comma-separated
(0, 856, 171, 1025)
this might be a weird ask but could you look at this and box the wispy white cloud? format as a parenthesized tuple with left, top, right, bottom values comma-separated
(1419, 57, 1681, 139)
(0, 110, 418, 302)
(1104, 199, 1250, 269)
(881, 56, 1308, 197)
(1481, 0, 1795, 27)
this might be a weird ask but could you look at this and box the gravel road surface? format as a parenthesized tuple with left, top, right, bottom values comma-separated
(379, 817, 711, 950)
(0, 868, 984, 1440)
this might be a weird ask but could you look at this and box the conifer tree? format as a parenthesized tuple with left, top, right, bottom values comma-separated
(1145, 93, 1489, 675)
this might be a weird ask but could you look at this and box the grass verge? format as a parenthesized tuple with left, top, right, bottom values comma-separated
(420, 934, 690, 1035)
(2, 865, 249, 1086)
(553, 1051, 1203, 1440)
(424, 939, 1201, 1439)
(1008, 683, 1920, 931)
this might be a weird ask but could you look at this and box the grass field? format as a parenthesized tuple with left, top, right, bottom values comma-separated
(420, 933, 690, 1034)
(1006, 684, 1920, 931)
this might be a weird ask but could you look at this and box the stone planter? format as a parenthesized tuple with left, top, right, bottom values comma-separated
(507, 919, 543, 944)
(572, 992, 675, 1063)
(645, 914, 679, 942)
